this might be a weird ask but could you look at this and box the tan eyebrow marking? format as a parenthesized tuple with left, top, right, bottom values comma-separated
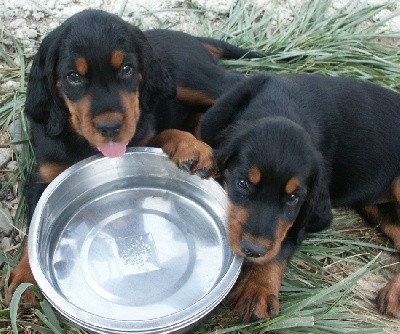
(111, 50, 125, 69)
(76, 57, 88, 76)
(249, 167, 262, 184)
(285, 176, 300, 194)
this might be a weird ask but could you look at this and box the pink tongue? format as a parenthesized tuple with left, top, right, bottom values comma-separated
(97, 142, 128, 158)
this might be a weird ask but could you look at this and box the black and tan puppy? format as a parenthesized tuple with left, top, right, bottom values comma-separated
(2, 9, 262, 305)
(200, 73, 400, 321)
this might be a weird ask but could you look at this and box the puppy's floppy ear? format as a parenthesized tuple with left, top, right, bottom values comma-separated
(298, 151, 333, 234)
(214, 120, 255, 171)
(213, 125, 240, 170)
(25, 24, 70, 136)
(130, 26, 176, 107)
(200, 74, 270, 147)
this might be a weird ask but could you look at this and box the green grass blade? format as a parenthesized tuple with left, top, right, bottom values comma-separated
(19, 320, 55, 334)
(9, 283, 35, 333)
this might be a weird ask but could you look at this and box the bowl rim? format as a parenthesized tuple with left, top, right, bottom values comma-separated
(28, 147, 243, 333)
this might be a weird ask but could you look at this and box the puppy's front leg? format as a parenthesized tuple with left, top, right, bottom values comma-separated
(229, 260, 287, 321)
(150, 129, 217, 178)
(1, 238, 38, 306)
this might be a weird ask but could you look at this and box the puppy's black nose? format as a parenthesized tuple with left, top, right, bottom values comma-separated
(241, 238, 268, 258)
(95, 119, 122, 138)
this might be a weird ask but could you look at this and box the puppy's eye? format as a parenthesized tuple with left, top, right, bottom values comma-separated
(286, 194, 300, 206)
(121, 64, 134, 77)
(67, 72, 82, 85)
(236, 178, 249, 194)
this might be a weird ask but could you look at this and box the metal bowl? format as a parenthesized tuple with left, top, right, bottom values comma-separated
(28, 147, 242, 333)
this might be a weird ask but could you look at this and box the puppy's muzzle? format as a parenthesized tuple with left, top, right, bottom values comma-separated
(241, 238, 268, 258)
(95, 119, 122, 138)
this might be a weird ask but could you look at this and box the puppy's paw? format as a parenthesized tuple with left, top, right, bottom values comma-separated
(167, 139, 216, 178)
(228, 261, 286, 322)
(1, 244, 39, 307)
(1, 264, 39, 307)
(151, 129, 217, 178)
(376, 273, 400, 317)
(229, 276, 280, 321)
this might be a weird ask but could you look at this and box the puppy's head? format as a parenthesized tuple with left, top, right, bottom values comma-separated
(217, 117, 332, 263)
(25, 9, 175, 157)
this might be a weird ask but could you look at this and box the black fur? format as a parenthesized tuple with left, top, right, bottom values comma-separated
(25, 9, 263, 216)
(2, 9, 264, 306)
(200, 72, 400, 320)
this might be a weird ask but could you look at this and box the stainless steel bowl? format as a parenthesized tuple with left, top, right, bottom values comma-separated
(29, 147, 242, 333)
